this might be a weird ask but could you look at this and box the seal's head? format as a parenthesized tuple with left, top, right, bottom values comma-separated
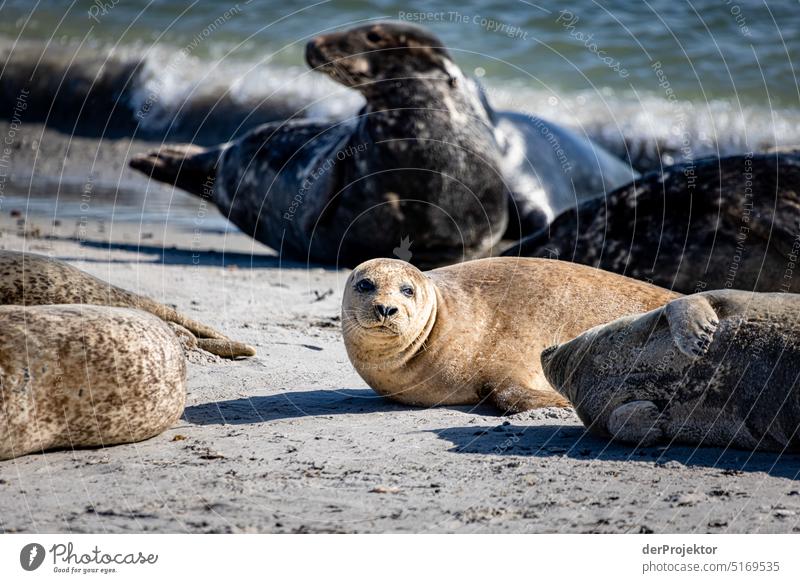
(341, 258, 437, 350)
(541, 310, 675, 408)
(305, 21, 460, 93)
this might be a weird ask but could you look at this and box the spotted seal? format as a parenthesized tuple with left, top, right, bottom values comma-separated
(0, 251, 254, 359)
(541, 290, 800, 452)
(504, 153, 800, 294)
(0, 305, 186, 460)
(130, 21, 635, 267)
(341, 257, 677, 413)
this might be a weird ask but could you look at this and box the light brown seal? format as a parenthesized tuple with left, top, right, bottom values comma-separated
(341, 257, 678, 413)
(541, 290, 800, 452)
(0, 251, 254, 359)
(0, 305, 186, 460)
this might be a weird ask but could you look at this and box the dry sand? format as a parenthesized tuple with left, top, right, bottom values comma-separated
(0, 122, 799, 533)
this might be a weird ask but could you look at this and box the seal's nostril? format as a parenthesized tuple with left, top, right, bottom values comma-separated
(375, 304, 398, 318)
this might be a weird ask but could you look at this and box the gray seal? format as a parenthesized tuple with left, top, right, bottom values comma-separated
(504, 153, 800, 294)
(130, 21, 635, 267)
(541, 290, 800, 452)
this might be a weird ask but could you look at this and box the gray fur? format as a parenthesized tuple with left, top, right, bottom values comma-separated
(541, 290, 800, 452)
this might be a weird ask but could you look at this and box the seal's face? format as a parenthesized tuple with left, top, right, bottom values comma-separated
(306, 21, 458, 92)
(342, 258, 433, 341)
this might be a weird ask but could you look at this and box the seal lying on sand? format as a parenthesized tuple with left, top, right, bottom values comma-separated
(541, 290, 800, 452)
(0, 251, 254, 359)
(341, 257, 677, 413)
(504, 153, 800, 294)
(130, 21, 635, 267)
(0, 305, 186, 460)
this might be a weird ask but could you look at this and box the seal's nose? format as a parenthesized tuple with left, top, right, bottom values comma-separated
(375, 304, 398, 318)
(305, 37, 325, 67)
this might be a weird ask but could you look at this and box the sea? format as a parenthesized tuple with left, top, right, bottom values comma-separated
(1, 0, 799, 171)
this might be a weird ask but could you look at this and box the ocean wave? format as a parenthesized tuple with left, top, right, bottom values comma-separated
(1, 38, 797, 171)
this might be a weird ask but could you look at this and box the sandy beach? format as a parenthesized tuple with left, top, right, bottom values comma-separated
(0, 121, 797, 535)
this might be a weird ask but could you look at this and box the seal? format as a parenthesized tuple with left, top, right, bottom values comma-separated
(541, 290, 800, 452)
(0, 251, 254, 359)
(0, 305, 186, 460)
(503, 153, 800, 294)
(341, 257, 678, 412)
(130, 21, 635, 267)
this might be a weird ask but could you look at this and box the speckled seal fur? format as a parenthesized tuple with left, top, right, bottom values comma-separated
(0, 305, 186, 460)
(0, 251, 254, 359)
(341, 257, 678, 413)
(541, 290, 800, 452)
(130, 21, 635, 267)
(504, 153, 800, 294)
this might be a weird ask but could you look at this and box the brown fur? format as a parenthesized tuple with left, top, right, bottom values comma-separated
(0, 251, 255, 359)
(0, 305, 186, 460)
(342, 257, 679, 413)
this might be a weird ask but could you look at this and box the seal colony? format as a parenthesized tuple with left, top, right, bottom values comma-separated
(130, 21, 635, 267)
(0, 305, 186, 460)
(541, 290, 800, 452)
(503, 153, 800, 294)
(341, 257, 677, 413)
(0, 251, 255, 359)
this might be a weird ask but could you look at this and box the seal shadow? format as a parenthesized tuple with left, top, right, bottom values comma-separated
(184, 388, 500, 425)
(48, 237, 335, 270)
(431, 424, 800, 481)
(184, 388, 410, 425)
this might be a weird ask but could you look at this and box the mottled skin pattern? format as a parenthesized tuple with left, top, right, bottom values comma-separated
(504, 153, 800, 294)
(0, 251, 254, 358)
(0, 305, 186, 460)
(130, 21, 635, 267)
(541, 290, 800, 452)
(341, 257, 678, 413)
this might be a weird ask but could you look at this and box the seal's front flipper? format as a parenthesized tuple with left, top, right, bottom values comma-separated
(607, 400, 663, 446)
(665, 295, 719, 358)
(486, 378, 571, 414)
(130, 144, 220, 198)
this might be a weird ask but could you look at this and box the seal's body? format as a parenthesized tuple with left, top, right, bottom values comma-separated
(0, 305, 185, 460)
(341, 257, 677, 413)
(504, 153, 800, 294)
(0, 251, 254, 358)
(131, 21, 635, 267)
(541, 290, 800, 452)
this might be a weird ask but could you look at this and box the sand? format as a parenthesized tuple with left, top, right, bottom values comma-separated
(0, 122, 799, 534)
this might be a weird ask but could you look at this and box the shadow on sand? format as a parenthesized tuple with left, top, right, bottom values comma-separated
(431, 424, 800, 481)
(184, 388, 500, 425)
(52, 237, 333, 270)
(184, 389, 410, 425)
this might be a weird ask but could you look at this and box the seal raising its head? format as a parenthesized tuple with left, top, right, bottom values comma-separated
(541, 290, 800, 452)
(131, 21, 635, 266)
(0, 305, 186, 460)
(342, 257, 677, 413)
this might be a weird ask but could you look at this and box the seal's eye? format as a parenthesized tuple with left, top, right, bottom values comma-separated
(400, 285, 414, 297)
(356, 278, 376, 293)
(366, 30, 382, 43)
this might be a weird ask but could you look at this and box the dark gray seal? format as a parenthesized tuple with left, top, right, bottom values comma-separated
(541, 290, 800, 452)
(130, 21, 635, 267)
(504, 153, 800, 294)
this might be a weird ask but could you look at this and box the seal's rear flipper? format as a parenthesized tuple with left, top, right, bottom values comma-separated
(665, 295, 719, 358)
(607, 400, 663, 446)
(130, 144, 220, 198)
